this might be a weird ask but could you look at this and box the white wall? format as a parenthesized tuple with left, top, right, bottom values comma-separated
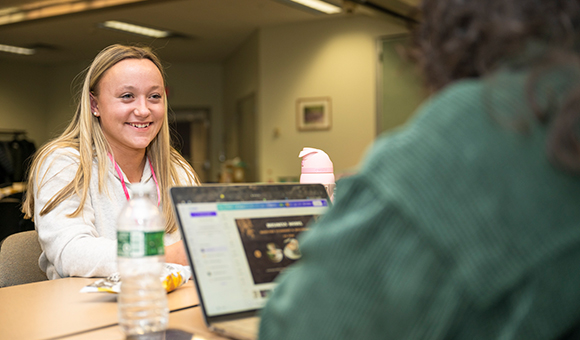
(258, 15, 408, 182)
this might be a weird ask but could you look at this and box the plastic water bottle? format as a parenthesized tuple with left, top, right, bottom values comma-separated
(117, 183, 168, 339)
(299, 147, 335, 202)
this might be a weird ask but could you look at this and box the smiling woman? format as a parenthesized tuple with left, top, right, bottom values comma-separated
(90, 58, 166, 182)
(21, 44, 200, 280)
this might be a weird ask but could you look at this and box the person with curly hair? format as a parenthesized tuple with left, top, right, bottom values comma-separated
(258, 0, 580, 339)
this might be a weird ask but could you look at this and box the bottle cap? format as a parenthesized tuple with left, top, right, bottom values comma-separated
(299, 147, 333, 174)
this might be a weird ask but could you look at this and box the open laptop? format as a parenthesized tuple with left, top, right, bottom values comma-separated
(170, 183, 331, 340)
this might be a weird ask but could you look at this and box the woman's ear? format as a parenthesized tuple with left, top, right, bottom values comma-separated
(90, 93, 100, 117)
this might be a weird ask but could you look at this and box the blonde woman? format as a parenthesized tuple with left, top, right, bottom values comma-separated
(23, 44, 199, 280)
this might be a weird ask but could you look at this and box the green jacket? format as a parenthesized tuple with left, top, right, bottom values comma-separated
(258, 68, 580, 339)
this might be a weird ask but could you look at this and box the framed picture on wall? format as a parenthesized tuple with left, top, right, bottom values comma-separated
(296, 97, 332, 131)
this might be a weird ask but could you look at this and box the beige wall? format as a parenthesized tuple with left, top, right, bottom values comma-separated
(44, 62, 89, 140)
(0, 13, 410, 184)
(258, 15, 408, 182)
(0, 61, 50, 146)
(223, 31, 260, 164)
(0, 58, 224, 182)
(0, 60, 93, 145)
(165, 62, 224, 182)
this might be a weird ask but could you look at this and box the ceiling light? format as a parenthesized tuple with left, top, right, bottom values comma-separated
(100, 20, 171, 38)
(0, 0, 146, 26)
(289, 0, 342, 14)
(0, 43, 35, 55)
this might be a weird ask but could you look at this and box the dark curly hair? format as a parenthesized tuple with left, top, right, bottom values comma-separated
(410, 0, 580, 172)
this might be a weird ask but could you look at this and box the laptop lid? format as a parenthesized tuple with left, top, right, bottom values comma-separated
(170, 183, 330, 324)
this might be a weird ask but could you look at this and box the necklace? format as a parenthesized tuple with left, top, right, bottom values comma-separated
(108, 153, 161, 206)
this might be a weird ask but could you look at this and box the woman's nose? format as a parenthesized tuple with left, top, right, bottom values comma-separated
(133, 97, 151, 117)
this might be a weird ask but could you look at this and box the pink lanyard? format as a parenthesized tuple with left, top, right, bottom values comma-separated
(108, 153, 161, 206)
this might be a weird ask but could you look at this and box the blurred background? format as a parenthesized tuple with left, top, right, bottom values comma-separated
(0, 0, 424, 184)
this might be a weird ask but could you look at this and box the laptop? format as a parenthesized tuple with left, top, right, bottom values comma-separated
(170, 183, 331, 340)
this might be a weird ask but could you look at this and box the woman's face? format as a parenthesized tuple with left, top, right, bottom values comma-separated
(91, 58, 165, 157)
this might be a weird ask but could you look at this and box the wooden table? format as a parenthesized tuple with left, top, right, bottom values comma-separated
(0, 278, 227, 340)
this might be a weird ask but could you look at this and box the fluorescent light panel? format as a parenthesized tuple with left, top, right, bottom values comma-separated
(290, 0, 342, 14)
(0, 0, 146, 26)
(0, 43, 35, 55)
(101, 20, 171, 38)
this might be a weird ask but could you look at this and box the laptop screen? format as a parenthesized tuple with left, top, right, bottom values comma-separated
(170, 184, 330, 318)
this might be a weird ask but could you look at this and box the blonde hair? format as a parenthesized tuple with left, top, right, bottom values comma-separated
(23, 44, 200, 233)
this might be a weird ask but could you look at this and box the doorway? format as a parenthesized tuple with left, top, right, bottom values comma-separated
(170, 108, 211, 183)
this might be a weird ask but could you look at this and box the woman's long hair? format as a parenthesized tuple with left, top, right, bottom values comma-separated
(409, 0, 580, 173)
(23, 44, 199, 233)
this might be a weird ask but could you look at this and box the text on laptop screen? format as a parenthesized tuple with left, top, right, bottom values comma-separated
(176, 198, 329, 316)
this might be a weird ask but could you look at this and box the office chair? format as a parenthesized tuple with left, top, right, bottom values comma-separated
(0, 230, 47, 287)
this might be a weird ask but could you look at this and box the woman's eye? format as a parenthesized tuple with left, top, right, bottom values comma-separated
(120, 93, 133, 99)
(150, 94, 162, 100)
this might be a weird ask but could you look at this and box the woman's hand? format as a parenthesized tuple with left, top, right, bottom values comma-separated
(165, 240, 188, 266)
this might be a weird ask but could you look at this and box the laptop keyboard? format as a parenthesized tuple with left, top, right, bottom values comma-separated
(213, 316, 260, 340)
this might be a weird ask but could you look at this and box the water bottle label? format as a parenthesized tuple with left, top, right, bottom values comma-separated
(117, 231, 165, 257)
